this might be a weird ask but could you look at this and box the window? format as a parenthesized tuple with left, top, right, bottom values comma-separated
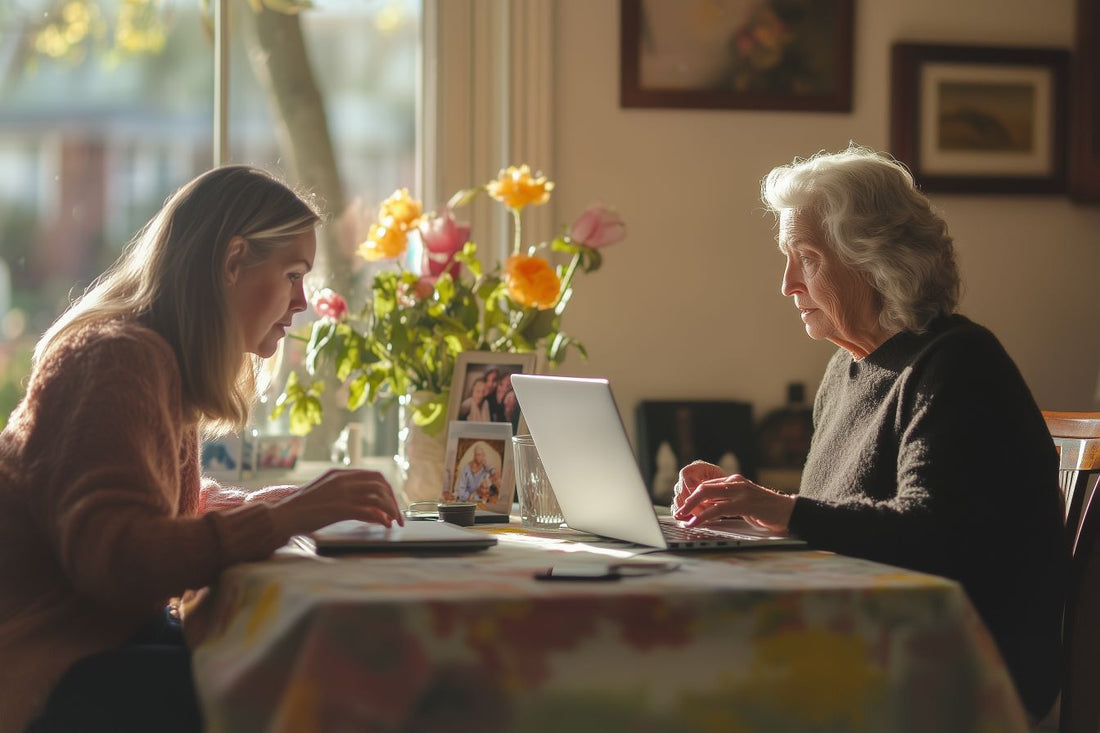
(0, 0, 420, 432)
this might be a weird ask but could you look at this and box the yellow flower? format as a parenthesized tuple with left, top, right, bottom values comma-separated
(378, 188, 423, 231)
(358, 219, 408, 261)
(487, 165, 554, 210)
(505, 254, 560, 310)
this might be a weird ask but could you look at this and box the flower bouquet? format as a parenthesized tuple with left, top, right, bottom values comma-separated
(272, 165, 625, 441)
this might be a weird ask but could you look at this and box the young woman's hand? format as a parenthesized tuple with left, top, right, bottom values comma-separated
(269, 468, 404, 538)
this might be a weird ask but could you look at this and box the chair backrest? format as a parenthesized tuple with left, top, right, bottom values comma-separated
(1061, 475, 1100, 733)
(1043, 411, 1100, 554)
(1045, 412, 1100, 733)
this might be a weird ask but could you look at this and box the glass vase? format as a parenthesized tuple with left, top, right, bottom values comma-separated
(395, 391, 448, 505)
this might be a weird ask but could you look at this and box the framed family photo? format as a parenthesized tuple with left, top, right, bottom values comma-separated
(446, 351, 537, 438)
(890, 43, 1070, 194)
(242, 434, 306, 474)
(620, 0, 854, 111)
(443, 421, 515, 515)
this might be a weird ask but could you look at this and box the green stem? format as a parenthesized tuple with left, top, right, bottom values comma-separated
(553, 250, 584, 310)
(497, 308, 535, 350)
(512, 208, 522, 255)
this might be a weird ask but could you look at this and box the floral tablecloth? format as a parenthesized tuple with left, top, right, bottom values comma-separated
(184, 526, 1028, 732)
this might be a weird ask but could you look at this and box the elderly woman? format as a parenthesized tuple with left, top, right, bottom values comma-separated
(672, 145, 1066, 721)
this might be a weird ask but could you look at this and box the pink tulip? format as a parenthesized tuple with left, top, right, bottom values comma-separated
(418, 208, 471, 277)
(569, 203, 626, 249)
(311, 288, 349, 321)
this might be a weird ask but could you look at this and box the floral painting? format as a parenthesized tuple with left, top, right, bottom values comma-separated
(620, 0, 853, 111)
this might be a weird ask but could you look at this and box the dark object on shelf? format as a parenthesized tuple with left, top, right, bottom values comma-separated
(635, 400, 756, 504)
(757, 383, 814, 470)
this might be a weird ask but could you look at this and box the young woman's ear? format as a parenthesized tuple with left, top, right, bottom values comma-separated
(223, 236, 249, 285)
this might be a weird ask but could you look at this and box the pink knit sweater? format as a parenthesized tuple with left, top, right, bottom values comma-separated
(0, 321, 291, 731)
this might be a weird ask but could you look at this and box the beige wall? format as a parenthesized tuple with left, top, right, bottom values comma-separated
(549, 0, 1100, 442)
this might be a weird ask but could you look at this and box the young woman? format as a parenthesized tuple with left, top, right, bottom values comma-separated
(0, 166, 404, 732)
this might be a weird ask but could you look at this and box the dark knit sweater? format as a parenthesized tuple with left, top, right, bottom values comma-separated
(788, 314, 1066, 720)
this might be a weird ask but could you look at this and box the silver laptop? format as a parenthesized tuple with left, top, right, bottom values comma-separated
(310, 519, 497, 553)
(510, 374, 806, 551)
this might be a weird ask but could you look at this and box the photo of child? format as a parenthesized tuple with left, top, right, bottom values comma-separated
(443, 421, 515, 515)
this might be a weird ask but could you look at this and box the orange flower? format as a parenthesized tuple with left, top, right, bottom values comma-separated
(504, 254, 560, 310)
(378, 188, 423, 231)
(487, 165, 553, 211)
(358, 219, 407, 261)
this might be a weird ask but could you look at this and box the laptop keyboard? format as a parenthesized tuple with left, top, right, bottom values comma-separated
(659, 518, 744, 542)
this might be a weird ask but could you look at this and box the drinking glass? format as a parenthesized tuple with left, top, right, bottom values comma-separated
(511, 435, 563, 529)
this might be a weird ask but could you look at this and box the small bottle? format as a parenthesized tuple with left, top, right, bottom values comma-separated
(346, 422, 364, 466)
(651, 441, 678, 503)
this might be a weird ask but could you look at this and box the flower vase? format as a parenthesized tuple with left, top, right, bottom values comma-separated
(395, 391, 447, 505)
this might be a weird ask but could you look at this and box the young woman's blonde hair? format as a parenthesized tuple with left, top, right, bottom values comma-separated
(35, 165, 321, 432)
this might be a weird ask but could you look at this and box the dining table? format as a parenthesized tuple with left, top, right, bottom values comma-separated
(183, 521, 1030, 733)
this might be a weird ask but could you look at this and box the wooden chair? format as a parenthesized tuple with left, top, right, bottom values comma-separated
(1061, 478, 1100, 733)
(1043, 411, 1100, 553)
(1042, 412, 1100, 733)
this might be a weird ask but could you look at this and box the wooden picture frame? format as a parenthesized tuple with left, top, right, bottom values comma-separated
(1070, 0, 1100, 202)
(443, 421, 515, 515)
(620, 0, 854, 111)
(446, 351, 537, 444)
(244, 434, 306, 474)
(890, 43, 1070, 194)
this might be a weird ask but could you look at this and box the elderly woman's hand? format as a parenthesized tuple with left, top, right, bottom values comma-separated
(672, 460, 795, 533)
(671, 460, 725, 514)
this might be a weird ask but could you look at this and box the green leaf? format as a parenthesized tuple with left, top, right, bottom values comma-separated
(522, 307, 560, 341)
(548, 333, 587, 366)
(411, 396, 446, 431)
(288, 395, 323, 435)
(447, 186, 484, 209)
(455, 242, 482, 277)
(550, 235, 580, 255)
(581, 247, 603, 273)
(347, 373, 369, 411)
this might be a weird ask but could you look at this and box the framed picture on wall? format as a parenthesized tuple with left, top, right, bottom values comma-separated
(620, 0, 854, 111)
(890, 43, 1070, 194)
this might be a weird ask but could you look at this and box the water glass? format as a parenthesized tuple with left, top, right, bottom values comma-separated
(511, 435, 563, 529)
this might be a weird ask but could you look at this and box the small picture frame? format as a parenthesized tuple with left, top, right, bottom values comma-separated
(443, 421, 515, 515)
(890, 43, 1070, 194)
(243, 434, 306, 473)
(200, 433, 243, 483)
(446, 351, 537, 440)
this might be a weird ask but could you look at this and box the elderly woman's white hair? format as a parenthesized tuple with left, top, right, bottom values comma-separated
(761, 143, 960, 334)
